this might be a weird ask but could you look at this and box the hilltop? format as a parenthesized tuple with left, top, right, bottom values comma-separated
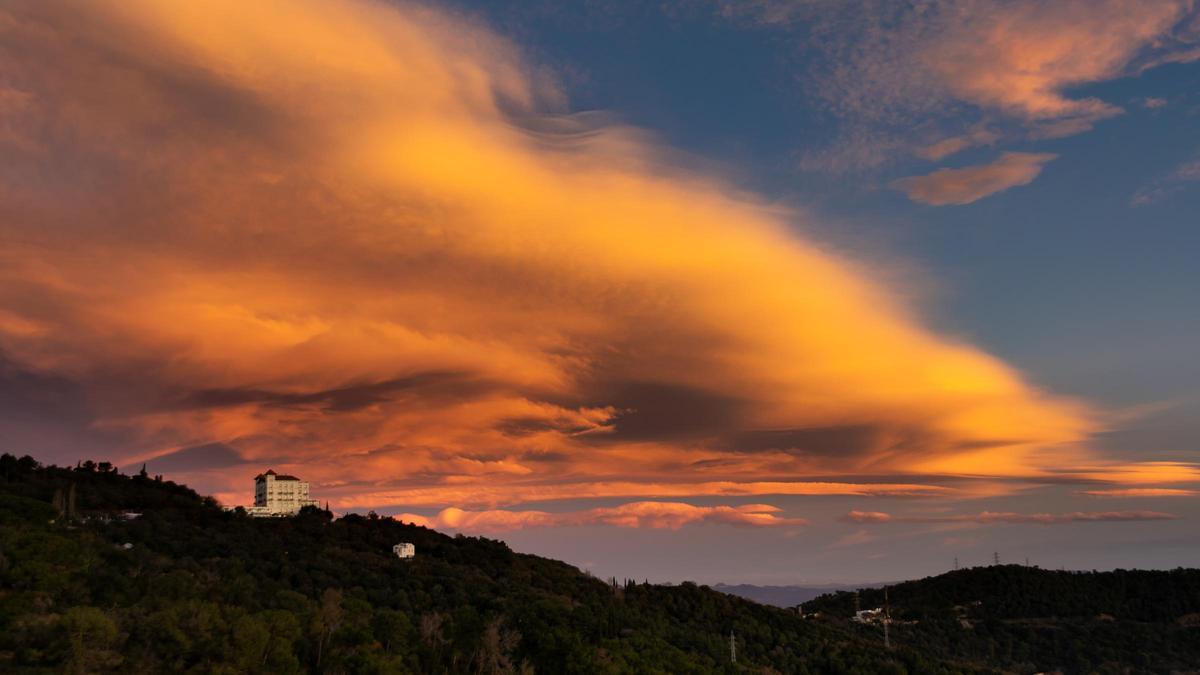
(803, 564, 1200, 674)
(0, 455, 962, 674)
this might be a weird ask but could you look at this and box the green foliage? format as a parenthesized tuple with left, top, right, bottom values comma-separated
(0, 454, 976, 673)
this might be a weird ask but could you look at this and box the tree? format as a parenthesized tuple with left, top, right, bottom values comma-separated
(312, 588, 344, 669)
(473, 616, 522, 675)
(60, 606, 119, 674)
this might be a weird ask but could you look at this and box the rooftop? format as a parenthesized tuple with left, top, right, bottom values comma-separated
(255, 469, 301, 482)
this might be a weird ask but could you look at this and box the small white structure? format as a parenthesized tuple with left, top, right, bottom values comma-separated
(244, 469, 319, 517)
(853, 607, 884, 624)
(393, 542, 416, 560)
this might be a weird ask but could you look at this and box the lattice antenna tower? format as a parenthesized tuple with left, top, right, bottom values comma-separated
(883, 588, 891, 650)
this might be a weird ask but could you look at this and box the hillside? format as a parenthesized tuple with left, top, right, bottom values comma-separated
(0, 455, 964, 674)
(804, 565, 1200, 674)
(714, 583, 888, 609)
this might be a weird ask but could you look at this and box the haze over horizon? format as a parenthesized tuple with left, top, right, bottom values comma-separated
(2, 0, 1198, 584)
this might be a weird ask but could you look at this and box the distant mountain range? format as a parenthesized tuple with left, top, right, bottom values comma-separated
(714, 582, 890, 608)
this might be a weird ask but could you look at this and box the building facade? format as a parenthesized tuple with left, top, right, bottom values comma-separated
(244, 469, 318, 517)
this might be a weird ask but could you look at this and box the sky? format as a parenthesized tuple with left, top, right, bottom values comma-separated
(1, 0, 1198, 584)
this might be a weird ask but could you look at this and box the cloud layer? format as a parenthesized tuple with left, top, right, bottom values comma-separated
(2, 0, 1185, 517)
(397, 501, 807, 533)
(1078, 488, 1199, 497)
(845, 510, 1180, 525)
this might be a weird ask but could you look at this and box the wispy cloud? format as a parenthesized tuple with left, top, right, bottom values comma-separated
(396, 502, 807, 533)
(915, 128, 1000, 162)
(844, 509, 1180, 525)
(332, 481, 952, 511)
(724, 1, 1199, 168)
(1078, 488, 1199, 497)
(828, 528, 877, 548)
(915, 1, 1188, 127)
(892, 152, 1056, 205)
(1131, 157, 1200, 205)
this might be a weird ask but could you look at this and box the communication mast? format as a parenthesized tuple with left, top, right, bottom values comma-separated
(883, 588, 891, 650)
(993, 551, 1000, 565)
(954, 557, 959, 570)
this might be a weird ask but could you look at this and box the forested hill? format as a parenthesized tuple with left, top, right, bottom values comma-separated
(0, 455, 965, 674)
(804, 564, 1200, 674)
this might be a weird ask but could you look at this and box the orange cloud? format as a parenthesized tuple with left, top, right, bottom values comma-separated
(915, 128, 1000, 161)
(328, 480, 954, 511)
(921, 1, 1191, 126)
(845, 509, 1180, 525)
(0, 0, 1139, 512)
(397, 502, 806, 533)
(892, 152, 1056, 205)
(753, 1, 1199, 168)
(1078, 488, 1199, 497)
(1068, 462, 1200, 485)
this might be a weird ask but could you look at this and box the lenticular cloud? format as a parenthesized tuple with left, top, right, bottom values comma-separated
(0, 0, 1111, 512)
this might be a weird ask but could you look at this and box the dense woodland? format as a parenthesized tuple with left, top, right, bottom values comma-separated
(0, 455, 965, 674)
(805, 564, 1200, 673)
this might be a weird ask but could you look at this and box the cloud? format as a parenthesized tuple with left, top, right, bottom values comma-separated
(1066, 461, 1200, 485)
(332, 480, 952, 511)
(915, 1, 1188, 124)
(828, 529, 877, 548)
(1131, 157, 1200, 205)
(396, 501, 807, 533)
(844, 509, 1180, 525)
(1078, 488, 1199, 497)
(145, 442, 245, 473)
(728, 1, 1200, 167)
(892, 152, 1056, 205)
(0, 0, 1123, 512)
(915, 128, 1000, 161)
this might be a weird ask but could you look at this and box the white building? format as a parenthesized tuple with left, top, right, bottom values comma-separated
(853, 607, 884, 624)
(393, 542, 415, 560)
(244, 469, 319, 517)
